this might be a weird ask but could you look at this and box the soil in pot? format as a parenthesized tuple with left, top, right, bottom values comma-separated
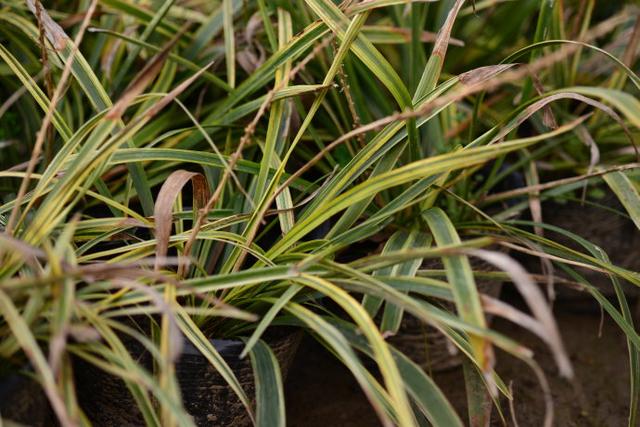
(74, 328, 301, 426)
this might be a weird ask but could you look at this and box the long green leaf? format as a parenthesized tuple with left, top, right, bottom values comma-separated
(247, 339, 286, 427)
(604, 171, 640, 231)
(423, 208, 490, 374)
(328, 318, 465, 427)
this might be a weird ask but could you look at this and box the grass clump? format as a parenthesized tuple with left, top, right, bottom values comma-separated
(0, 0, 639, 426)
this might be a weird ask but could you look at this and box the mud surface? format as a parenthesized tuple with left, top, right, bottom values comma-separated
(286, 298, 632, 426)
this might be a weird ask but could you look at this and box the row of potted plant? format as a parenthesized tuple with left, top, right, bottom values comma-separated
(1, 0, 639, 426)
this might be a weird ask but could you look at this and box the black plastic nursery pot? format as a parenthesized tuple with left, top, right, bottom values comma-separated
(74, 329, 301, 427)
(0, 371, 50, 426)
(535, 194, 640, 301)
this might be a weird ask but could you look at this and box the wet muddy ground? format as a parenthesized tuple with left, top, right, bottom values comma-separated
(287, 295, 632, 426)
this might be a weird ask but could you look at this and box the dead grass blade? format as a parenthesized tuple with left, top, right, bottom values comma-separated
(153, 170, 210, 271)
(468, 249, 573, 378)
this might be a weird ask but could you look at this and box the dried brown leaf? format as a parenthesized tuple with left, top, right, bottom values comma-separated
(459, 64, 518, 86)
(432, 0, 466, 59)
(531, 75, 558, 129)
(469, 249, 573, 379)
(26, 0, 68, 51)
(153, 170, 210, 271)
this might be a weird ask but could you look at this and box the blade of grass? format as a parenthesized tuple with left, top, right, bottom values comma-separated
(223, 0, 236, 88)
(329, 317, 465, 427)
(111, 0, 176, 89)
(7, 0, 98, 234)
(0, 290, 75, 426)
(423, 208, 493, 390)
(603, 170, 640, 231)
(292, 274, 414, 427)
(246, 339, 286, 427)
(413, 0, 465, 102)
(175, 306, 255, 424)
(23, 0, 156, 216)
(283, 301, 396, 426)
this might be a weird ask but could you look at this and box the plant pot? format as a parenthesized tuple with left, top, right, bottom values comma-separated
(75, 329, 301, 426)
(388, 253, 505, 372)
(535, 195, 640, 300)
(0, 371, 50, 426)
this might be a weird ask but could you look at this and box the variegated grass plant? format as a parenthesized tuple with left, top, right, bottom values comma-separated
(1, 0, 640, 426)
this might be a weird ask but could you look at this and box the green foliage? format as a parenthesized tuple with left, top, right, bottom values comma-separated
(0, 0, 639, 426)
